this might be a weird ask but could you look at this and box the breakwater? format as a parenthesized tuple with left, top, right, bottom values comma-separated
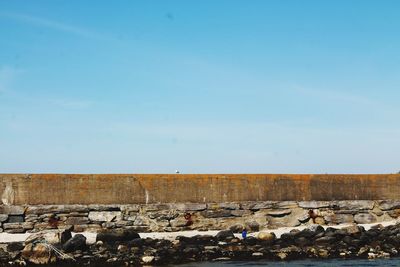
(0, 201, 399, 234)
(0, 174, 399, 233)
(4, 222, 400, 266)
(0, 173, 399, 266)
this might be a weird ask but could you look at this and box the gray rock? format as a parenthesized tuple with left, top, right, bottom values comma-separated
(0, 214, 8, 222)
(378, 200, 400, 211)
(241, 201, 276, 210)
(88, 211, 122, 222)
(231, 210, 252, 217)
(354, 213, 377, 224)
(324, 214, 354, 224)
(63, 234, 86, 252)
(201, 210, 233, 218)
(8, 215, 24, 223)
(335, 201, 375, 210)
(173, 203, 207, 211)
(25, 205, 88, 215)
(267, 209, 292, 217)
(120, 205, 140, 213)
(215, 230, 234, 240)
(25, 229, 71, 245)
(3, 222, 33, 230)
(298, 201, 331, 209)
(267, 216, 301, 229)
(207, 202, 240, 210)
(298, 211, 310, 223)
(96, 229, 140, 243)
(272, 201, 298, 209)
(0, 205, 25, 215)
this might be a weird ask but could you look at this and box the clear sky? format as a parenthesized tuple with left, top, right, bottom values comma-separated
(0, 1, 399, 174)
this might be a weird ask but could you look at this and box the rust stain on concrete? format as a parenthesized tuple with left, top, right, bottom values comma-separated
(0, 174, 398, 205)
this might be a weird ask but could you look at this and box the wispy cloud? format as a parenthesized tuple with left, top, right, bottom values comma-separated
(292, 86, 376, 106)
(0, 12, 103, 39)
(0, 66, 21, 93)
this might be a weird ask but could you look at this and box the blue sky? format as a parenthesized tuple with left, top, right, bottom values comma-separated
(0, 1, 399, 174)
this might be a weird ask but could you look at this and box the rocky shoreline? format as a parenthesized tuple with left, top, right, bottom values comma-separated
(0, 222, 399, 266)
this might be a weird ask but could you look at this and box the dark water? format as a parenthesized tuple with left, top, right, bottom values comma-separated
(177, 258, 400, 267)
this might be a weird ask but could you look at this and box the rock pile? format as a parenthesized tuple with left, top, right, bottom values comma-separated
(0, 222, 399, 266)
(0, 200, 399, 234)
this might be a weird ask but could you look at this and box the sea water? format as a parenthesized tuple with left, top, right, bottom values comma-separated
(177, 258, 400, 267)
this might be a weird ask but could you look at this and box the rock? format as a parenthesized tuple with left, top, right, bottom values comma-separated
(169, 215, 189, 228)
(215, 230, 234, 241)
(7, 242, 24, 252)
(25, 229, 72, 245)
(342, 225, 364, 235)
(324, 213, 354, 224)
(298, 201, 331, 209)
(315, 236, 336, 245)
(298, 210, 310, 223)
(229, 224, 245, 233)
(317, 248, 330, 258)
(257, 232, 276, 242)
(7, 215, 24, 223)
(201, 210, 233, 218)
(207, 202, 240, 210)
(252, 252, 263, 257)
(276, 252, 288, 260)
(245, 221, 260, 232)
(335, 201, 375, 210)
(25, 205, 88, 215)
(61, 229, 72, 244)
(388, 209, 400, 218)
(354, 213, 377, 224)
(65, 217, 89, 225)
(173, 203, 207, 211)
(142, 255, 155, 263)
(314, 217, 325, 225)
(0, 215, 8, 222)
(0, 205, 25, 215)
(88, 211, 122, 222)
(96, 229, 140, 243)
(129, 238, 144, 247)
(241, 201, 276, 210)
(62, 234, 86, 252)
(267, 209, 291, 217)
(3, 222, 33, 230)
(117, 244, 128, 253)
(378, 200, 400, 211)
(22, 243, 56, 264)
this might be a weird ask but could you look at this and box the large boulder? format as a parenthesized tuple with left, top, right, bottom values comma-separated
(96, 229, 140, 243)
(215, 230, 235, 241)
(25, 229, 72, 245)
(22, 243, 56, 264)
(62, 234, 86, 252)
(257, 232, 276, 242)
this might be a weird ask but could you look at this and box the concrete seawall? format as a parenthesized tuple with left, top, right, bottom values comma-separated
(0, 174, 399, 205)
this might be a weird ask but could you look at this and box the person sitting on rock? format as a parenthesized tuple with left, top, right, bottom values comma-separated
(241, 229, 247, 239)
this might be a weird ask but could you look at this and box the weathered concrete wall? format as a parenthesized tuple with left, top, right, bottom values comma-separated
(0, 174, 399, 205)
